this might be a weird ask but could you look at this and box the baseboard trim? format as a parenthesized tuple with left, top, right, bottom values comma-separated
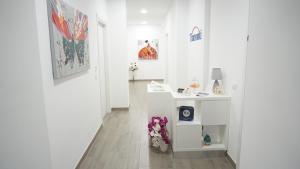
(111, 107, 129, 111)
(129, 79, 164, 82)
(225, 152, 236, 169)
(173, 150, 226, 159)
(75, 124, 103, 169)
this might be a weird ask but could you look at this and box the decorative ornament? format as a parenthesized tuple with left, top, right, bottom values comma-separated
(203, 134, 212, 145)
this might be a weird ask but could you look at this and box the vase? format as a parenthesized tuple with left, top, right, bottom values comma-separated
(213, 80, 219, 94)
(151, 137, 160, 148)
(159, 141, 168, 152)
(203, 134, 212, 145)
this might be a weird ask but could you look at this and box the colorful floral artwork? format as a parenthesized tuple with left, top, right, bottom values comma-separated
(47, 0, 90, 79)
(138, 39, 159, 60)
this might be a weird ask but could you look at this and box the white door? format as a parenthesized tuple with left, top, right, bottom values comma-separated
(97, 22, 111, 119)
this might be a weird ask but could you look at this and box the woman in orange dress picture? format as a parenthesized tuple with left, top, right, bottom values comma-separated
(138, 40, 158, 60)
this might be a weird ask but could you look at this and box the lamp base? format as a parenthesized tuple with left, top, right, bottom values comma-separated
(213, 80, 221, 94)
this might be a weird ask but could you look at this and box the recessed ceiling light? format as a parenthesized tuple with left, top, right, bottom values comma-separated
(141, 21, 148, 25)
(140, 8, 148, 14)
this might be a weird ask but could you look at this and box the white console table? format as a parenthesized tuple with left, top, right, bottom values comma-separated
(147, 83, 231, 152)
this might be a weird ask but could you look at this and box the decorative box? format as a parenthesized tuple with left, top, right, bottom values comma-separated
(179, 106, 194, 121)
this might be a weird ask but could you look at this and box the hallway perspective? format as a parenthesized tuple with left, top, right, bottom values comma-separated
(1, 0, 300, 168)
(77, 81, 234, 169)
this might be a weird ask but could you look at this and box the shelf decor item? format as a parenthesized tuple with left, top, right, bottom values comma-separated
(179, 106, 194, 121)
(182, 87, 192, 96)
(190, 26, 202, 42)
(177, 88, 184, 93)
(211, 68, 224, 95)
(129, 62, 138, 80)
(148, 116, 170, 152)
(203, 134, 212, 145)
(190, 79, 201, 91)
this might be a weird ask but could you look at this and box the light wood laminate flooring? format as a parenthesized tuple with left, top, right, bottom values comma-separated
(77, 81, 234, 169)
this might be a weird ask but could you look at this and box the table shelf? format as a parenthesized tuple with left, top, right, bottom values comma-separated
(201, 144, 226, 151)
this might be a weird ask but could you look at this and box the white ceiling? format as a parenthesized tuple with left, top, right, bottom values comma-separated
(126, 0, 173, 25)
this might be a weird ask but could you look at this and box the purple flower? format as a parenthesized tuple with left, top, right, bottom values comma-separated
(148, 116, 170, 144)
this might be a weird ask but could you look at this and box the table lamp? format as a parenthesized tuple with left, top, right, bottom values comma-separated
(211, 68, 223, 94)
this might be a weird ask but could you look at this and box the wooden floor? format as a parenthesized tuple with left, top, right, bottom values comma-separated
(77, 81, 234, 169)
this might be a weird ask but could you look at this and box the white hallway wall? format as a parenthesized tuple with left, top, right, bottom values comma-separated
(107, 0, 129, 108)
(186, 0, 206, 89)
(164, 0, 186, 89)
(164, 1, 177, 89)
(35, 0, 108, 168)
(164, 0, 249, 163)
(0, 0, 52, 169)
(164, 0, 206, 90)
(127, 25, 166, 80)
(1, 0, 130, 168)
(239, 0, 300, 168)
(173, 0, 189, 88)
(209, 0, 249, 163)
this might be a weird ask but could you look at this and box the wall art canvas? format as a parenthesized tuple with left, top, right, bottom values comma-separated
(138, 39, 159, 60)
(47, 0, 90, 79)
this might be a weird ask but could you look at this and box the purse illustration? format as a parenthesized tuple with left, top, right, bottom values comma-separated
(179, 106, 194, 121)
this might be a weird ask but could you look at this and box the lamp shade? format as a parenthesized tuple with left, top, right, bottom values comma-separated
(211, 68, 222, 80)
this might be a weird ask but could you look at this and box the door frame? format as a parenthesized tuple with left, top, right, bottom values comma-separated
(96, 15, 111, 115)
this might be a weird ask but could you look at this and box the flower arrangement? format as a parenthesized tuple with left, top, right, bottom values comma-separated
(129, 62, 138, 72)
(148, 116, 170, 152)
(129, 62, 138, 80)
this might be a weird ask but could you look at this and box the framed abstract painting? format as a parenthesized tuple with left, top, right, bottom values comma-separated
(47, 0, 90, 79)
(138, 39, 159, 60)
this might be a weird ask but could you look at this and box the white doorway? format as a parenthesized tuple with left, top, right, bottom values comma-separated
(97, 17, 111, 120)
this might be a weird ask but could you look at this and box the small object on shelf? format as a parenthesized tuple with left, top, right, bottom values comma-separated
(215, 86, 224, 95)
(190, 79, 200, 89)
(211, 68, 224, 95)
(182, 88, 192, 96)
(149, 81, 166, 91)
(179, 106, 194, 121)
(177, 88, 184, 93)
(203, 134, 212, 145)
(190, 78, 201, 94)
(196, 92, 209, 96)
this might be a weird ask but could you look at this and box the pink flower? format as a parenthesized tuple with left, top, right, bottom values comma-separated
(148, 116, 170, 144)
